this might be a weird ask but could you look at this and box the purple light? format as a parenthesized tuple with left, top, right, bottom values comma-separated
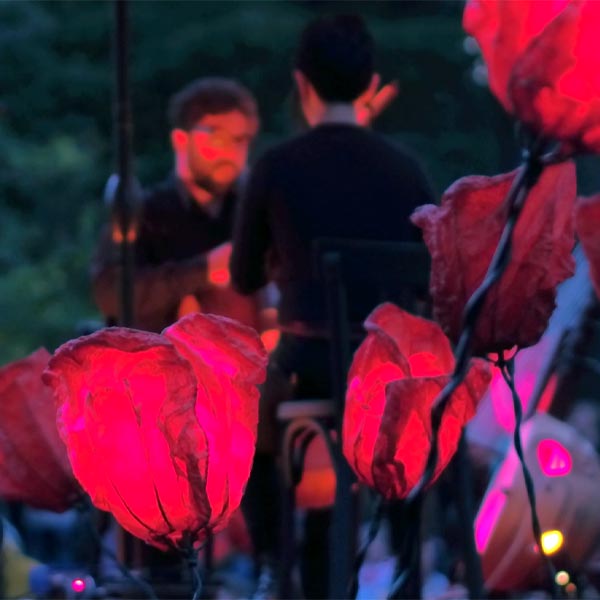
(71, 578, 86, 593)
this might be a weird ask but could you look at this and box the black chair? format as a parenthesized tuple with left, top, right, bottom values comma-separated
(276, 239, 431, 599)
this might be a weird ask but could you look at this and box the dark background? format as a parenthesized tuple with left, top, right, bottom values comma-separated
(0, 0, 582, 364)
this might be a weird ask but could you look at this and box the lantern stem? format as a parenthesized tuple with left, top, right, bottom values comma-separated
(408, 135, 548, 504)
(397, 135, 554, 599)
(75, 499, 158, 599)
(185, 545, 203, 600)
(387, 496, 423, 600)
(499, 355, 559, 597)
(347, 495, 385, 599)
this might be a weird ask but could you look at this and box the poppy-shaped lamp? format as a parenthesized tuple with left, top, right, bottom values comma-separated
(43, 313, 267, 550)
(0, 348, 80, 511)
(343, 303, 491, 499)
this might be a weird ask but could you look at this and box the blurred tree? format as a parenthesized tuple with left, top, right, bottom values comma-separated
(0, 0, 517, 364)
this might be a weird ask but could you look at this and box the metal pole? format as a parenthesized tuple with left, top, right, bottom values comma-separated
(113, 0, 135, 327)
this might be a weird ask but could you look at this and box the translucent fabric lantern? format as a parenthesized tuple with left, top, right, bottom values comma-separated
(464, 0, 600, 155)
(43, 313, 267, 550)
(343, 303, 491, 500)
(0, 348, 80, 511)
(411, 161, 576, 356)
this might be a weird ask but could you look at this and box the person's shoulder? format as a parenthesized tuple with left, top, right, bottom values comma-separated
(368, 131, 418, 159)
(259, 132, 308, 162)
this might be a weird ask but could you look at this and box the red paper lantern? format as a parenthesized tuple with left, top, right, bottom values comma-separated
(464, 0, 600, 154)
(411, 161, 576, 356)
(575, 194, 600, 300)
(43, 313, 267, 550)
(343, 303, 491, 500)
(0, 348, 80, 512)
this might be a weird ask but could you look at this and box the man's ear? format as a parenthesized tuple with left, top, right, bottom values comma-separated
(293, 69, 311, 104)
(170, 128, 188, 153)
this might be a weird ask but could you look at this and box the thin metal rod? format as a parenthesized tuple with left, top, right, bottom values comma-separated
(113, 0, 135, 326)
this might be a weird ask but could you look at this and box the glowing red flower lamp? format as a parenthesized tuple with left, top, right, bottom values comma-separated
(464, 0, 600, 155)
(411, 161, 576, 356)
(343, 303, 491, 499)
(0, 348, 80, 511)
(43, 313, 267, 550)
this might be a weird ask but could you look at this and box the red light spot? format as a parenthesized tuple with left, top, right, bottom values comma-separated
(408, 351, 445, 377)
(208, 267, 230, 287)
(72, 578, 86, 593)
(538, 439, 572, 476)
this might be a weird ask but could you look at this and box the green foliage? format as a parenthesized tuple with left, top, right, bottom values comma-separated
(0, 0, 515, 364)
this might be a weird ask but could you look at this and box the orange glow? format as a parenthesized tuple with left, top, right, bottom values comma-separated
(555, 571, 570, 586)
(111, 223, 137, 243)
(177, 294, 202, 319)
(541, 530, 563, 555)
(295, 435, 336, 509)
(260, 329, 280, 354)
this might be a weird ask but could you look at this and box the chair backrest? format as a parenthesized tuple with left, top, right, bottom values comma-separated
(312, 238, 431, 418)
(313, 238, 430, 321)
(311, 238, 430, 599)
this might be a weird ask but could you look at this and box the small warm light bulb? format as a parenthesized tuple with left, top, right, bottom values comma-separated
(71, 578, 86, 593)
(555, 571, 570, 586)
(541, 530, 564, 555)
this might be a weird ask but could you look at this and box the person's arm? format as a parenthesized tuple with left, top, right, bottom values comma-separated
(90, 224, 209, 328)
(230, 155, 273, 295)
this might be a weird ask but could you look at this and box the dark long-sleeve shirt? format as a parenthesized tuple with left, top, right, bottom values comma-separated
(231, 123, 435, 326)
(92, 173, 260, 332)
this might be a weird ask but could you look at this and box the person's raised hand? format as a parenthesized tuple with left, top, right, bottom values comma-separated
(355, 73, 399, 127)
(207, 241, 232, 288)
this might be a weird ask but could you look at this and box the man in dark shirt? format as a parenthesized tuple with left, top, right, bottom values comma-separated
(231, 14, 434, 599)
(91, 77, 261, 332)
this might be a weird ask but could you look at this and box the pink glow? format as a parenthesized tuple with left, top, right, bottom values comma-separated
(71, 579, 86, 593)
(538, 439, 572, 476)
(475, 490, 506, 553)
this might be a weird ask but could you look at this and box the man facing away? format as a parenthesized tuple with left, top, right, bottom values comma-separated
(91, 77, 261, 333)
(231, 14, 435, 599)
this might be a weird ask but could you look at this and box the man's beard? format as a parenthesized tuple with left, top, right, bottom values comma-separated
(193, 163, 238, 197)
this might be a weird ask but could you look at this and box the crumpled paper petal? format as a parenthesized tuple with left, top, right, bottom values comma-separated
(411, 161, 576, 355)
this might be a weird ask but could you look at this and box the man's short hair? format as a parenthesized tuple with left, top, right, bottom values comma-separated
(168, 77, 258, 130)
(294, 14, 374, 103)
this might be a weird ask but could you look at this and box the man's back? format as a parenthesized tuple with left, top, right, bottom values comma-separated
(232, 123, 434, 325)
